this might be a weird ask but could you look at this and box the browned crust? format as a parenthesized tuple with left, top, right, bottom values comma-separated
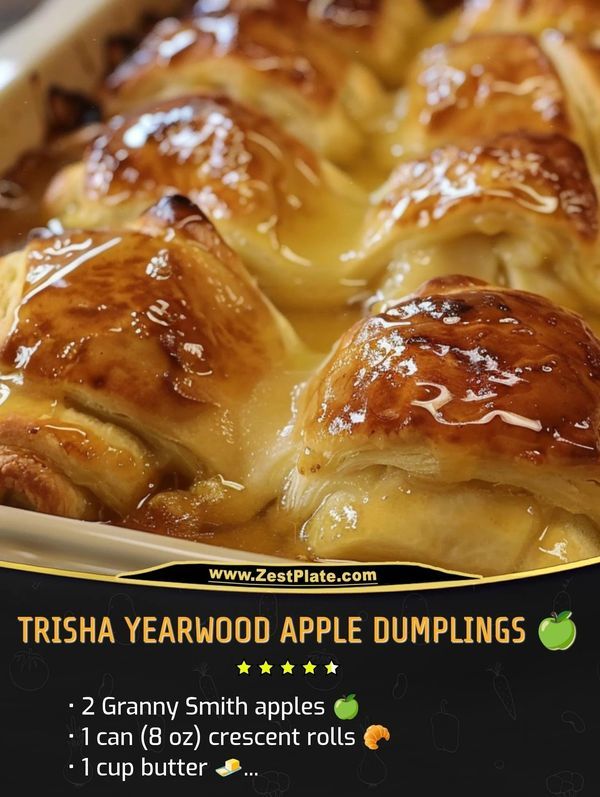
(376, 133, 598, 241)
(82, 95, 320, 221)
(106, 11, 348, 106)
(0, 446, 99, 520)
(0, 200, 286, 418)
(134, 194, 246, 272)
(458, 0, 600, 37)
(192, 1, 390, 45)
(405, 34, 570, 144)
(190, 0, 434, 86)
(299, 276, 600, 467)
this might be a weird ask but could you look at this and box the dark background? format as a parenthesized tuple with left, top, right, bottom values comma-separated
(1, 563, 594, 796)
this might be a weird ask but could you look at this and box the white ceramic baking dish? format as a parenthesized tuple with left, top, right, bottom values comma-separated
(0, 0, 292, 573)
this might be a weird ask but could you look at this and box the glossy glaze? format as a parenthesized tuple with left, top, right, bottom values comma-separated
(84, 95, 322, 221)
(457, 0, 600, 38)
(106, 9, 347, 106)
(46, 92, 374, 311)
(193, 0, 385, 35)
(0, 195, 302, 526)
(369, 133, 598, 242)
(298, 276, 600, 467)
(1, 196, 285, 417)
(403, 34, 569, 150)
(190, 0, 428, 85)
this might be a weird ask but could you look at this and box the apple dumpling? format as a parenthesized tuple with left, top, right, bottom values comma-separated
(0, 195, 310, 527)
(283, 276, 600, 575)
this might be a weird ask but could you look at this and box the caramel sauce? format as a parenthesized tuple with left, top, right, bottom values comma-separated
(127, 501, 307, 560)
(4, 230, 281, 411)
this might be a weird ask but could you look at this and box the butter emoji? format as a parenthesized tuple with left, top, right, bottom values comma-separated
(216, 759, 242, 778)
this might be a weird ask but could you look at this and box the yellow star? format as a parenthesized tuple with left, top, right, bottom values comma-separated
(259, 661, 273, 675)
(237, 661, 251, 675)
(303, 661, 316, 675)
(325, 660, 339, 675)
(281, 661, 295, 675)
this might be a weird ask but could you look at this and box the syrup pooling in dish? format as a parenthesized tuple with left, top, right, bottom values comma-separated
(45, 95, 371, 310)
(284, 276, 600, 573)
(0, 196, 310, 526)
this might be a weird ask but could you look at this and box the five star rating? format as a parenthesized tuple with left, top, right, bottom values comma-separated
(237, 660, 338, 675)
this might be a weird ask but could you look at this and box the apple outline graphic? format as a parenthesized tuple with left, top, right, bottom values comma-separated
(334, 693, 359, 721)
(538, 610, 577, 651)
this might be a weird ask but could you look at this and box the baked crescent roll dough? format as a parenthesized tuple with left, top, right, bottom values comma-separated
(45, 95, 370, 310)
(371, 32, 573, 173)
(400, 34, 570, 155)
(191, 0, 431, 87)
(544, 35, 600, 180)
(363, 132, 600, 313)
(284, 276, 600, 574)
(456, 0, 600, 40)
(103, 5, 386, 166)
(0, 195, 308, 526)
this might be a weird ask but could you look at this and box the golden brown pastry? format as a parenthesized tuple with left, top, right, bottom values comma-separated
(0, 195, 309, 527)
(374, 31, 600, 175)
(45, 95, 372, 310)
(193, 0, 432, 87)
(283, 275, 600, 574)
(363, 132, 600, 313)
(455, 0, 600, 40)
(544, 35, 600, 178)
(400, 34, 570, 155)
(371, 32, 573, 172)
(103, 5, 386, 166)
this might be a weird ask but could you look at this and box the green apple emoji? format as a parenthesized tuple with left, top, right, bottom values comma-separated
(538, 611, 576, 651)
(334, 694, 359, 720)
